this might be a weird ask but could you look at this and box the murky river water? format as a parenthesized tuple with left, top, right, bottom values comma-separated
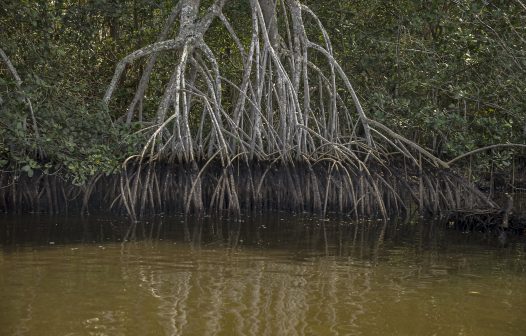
(1, 214, 525, 335)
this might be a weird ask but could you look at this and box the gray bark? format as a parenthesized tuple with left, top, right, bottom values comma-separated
(259, 0, 279, 49)
(125, 4, 181, 124)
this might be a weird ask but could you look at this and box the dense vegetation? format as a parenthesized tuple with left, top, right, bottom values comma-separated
(1, 0, 525, 209)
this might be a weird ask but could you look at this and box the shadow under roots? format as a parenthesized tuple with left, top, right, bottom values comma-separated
(1, 158, 493, 219)
(139, 159, 496, 217)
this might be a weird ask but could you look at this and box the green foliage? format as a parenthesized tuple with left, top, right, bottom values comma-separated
(305, 0, 525, 160)
(0, 64, 145, 184)
(0, 0, 165, 184)
(1, 0, 525, 186)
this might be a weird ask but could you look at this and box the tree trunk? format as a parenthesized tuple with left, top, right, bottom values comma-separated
(259, 0, 278, 49)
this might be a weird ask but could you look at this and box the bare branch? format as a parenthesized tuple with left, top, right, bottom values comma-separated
(0, 47, 40, 142)
(0, 48, 23, 86)
(125, 4, 182, 124)
(448, 143, 526, 165)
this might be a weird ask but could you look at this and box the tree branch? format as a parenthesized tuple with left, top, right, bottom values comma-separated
(0, 47, 40, 143)
(448, 144, 526, 165)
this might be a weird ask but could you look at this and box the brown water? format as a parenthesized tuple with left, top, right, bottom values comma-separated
(1, 215, 525, 336)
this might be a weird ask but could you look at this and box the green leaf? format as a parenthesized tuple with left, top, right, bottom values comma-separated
(22, 165, 34, 177)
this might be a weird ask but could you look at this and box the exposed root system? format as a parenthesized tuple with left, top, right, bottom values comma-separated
(1, 0, 519, 227)
(0, 159, 497, 220)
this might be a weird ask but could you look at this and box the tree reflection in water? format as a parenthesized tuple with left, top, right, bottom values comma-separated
(0, 215, 525, 335)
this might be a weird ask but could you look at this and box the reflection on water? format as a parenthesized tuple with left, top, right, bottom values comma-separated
(0, 214, 525, 335)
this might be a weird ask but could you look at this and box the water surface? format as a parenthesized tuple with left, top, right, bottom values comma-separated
(1, 215, 525, 335)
